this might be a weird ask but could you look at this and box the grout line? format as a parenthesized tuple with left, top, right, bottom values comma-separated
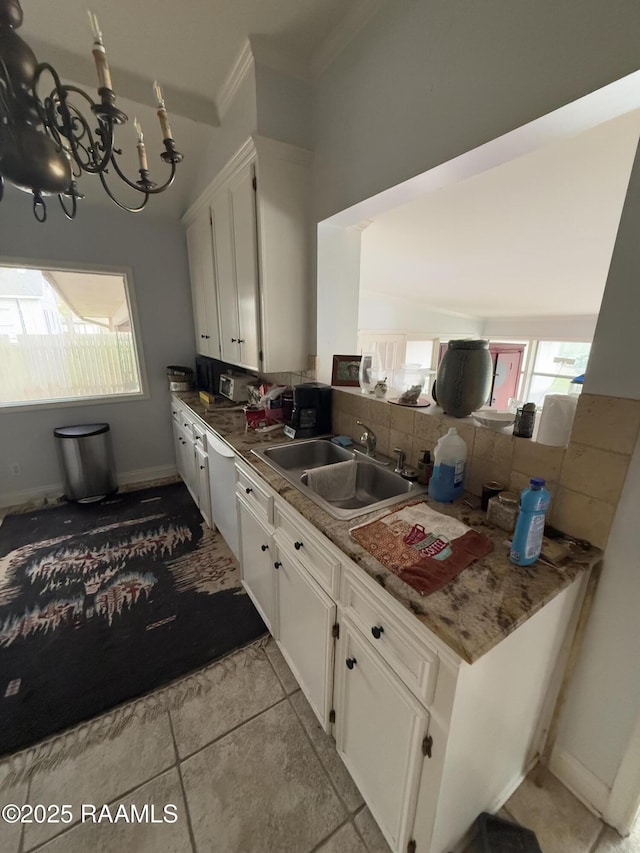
(167, 713, 198, 853)
(307, 816, 356, 852)
(21, 711, 177, 853)
(588, 823, 608, 853)
(24, 756, 179, 852)
(177, 694, 290, 765)
(286, 689, 361, 824)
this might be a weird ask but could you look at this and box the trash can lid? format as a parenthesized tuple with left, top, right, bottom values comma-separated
(54, 424, 110, 438)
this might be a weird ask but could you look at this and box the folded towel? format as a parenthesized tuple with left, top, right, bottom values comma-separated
(350, 500, 493, 596)
(306, 460, 357, 501)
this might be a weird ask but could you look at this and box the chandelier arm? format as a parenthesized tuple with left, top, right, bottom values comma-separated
(109, 150, 178, 194)
(98, 169, 149, 213)
(58, 192, 77, 220)
(32, 66, 114, 174)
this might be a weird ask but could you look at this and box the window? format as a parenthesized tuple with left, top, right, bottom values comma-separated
(0, 264, 145, 408)
(522, 340, 591, 407)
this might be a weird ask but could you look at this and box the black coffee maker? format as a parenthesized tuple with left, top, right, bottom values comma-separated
(284, 382, 332, 439)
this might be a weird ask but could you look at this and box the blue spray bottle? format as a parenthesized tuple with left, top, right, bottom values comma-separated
(509, 478, 550, 566)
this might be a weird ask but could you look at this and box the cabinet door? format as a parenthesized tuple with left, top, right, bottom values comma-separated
(275, 547, 336, 730)
(177, 423, 198, 505)
(186, 211, 220, 359)
(195, 444, 211, 527)
(238, 498, 275, 633)
(211, 189, 241, 365)
(228, 163, 260, 371)
(172, 418, 186, 481)
(335, 618, 429, 852)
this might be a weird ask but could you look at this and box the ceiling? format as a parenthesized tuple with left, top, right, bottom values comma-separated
(359, 109, 640, 319)
(19, 0, 369, 121)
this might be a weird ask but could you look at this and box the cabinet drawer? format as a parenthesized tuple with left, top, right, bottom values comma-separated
(236, 462, 274, 525)
(274, 502, 340, 599)
(341, 567, 439, 707)
(192, 422, 207, 450)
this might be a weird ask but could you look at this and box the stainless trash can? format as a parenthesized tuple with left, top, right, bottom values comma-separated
(54, 423, 117, 502)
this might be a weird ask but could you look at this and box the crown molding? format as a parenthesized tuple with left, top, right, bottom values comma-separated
(215, 39, 255, 120)
(310, 0, 386, 78)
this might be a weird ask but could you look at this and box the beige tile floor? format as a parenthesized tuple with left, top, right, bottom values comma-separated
(0, 639, 637, 853)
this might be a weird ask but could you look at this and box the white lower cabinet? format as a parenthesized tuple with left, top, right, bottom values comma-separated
(273, 542, 336, 729)
(335, 616, 430, 852)
(237, 497, 276, 633)
(226, 453, 586, 853)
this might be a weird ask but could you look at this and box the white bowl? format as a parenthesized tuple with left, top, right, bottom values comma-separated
(472, 411, 516, 431)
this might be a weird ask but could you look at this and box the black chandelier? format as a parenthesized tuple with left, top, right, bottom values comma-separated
(0, 0, 183, 222)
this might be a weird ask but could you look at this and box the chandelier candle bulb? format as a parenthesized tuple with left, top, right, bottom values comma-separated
(153, 80, 173, 140)
(133, 118, 148, 172)
(88, 11, 113, 91)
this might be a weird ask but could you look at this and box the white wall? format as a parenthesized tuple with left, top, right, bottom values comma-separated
(359, 290, 482, 338)
(312, 0, 640, 223)
(0, 186, 194, 502)
(310, 0, 640, 817)
(185, 71, 257, 209)
(255, 63, 313, 150)
(482, 315, 599, 342)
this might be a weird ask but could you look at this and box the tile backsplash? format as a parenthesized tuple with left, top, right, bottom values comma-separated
(332, 389, 640, 549)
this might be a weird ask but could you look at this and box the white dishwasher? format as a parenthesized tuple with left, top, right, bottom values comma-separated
(206, 429, 240, 559)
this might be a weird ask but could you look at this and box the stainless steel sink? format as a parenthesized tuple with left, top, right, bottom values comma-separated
(259, 438, 354, 471)
(252, 438, 426, 520)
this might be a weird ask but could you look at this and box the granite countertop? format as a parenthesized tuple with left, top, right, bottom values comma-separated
(176, 392, 602, 664)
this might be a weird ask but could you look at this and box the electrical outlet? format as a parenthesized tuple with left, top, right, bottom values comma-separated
(9, 463, 21, 476)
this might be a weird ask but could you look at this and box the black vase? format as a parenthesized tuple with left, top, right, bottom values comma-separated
(436, 340, 493, 417)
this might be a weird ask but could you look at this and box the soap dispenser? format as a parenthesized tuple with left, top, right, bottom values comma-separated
(417, 450, 433, 486)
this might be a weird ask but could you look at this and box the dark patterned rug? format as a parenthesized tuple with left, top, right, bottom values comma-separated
(0, 482, 266, 756)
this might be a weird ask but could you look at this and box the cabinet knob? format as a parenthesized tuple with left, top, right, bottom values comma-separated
(245, 487, 253, 494)
(237, 338, 245, 344)
(346, 657, 357, 670)
(184, 422, 189, 427)
(274, 561, 282, 569)
(371, 625, 385, 640)
(204, 334, 210, 339)
(231, 337, 237, 343)
(200, 334, 206, 339)
(199, 465, 205, 470)
(294, 541, 303, 550)
(261, 544, 269, 552)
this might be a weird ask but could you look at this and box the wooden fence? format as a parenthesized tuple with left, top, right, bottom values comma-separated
(0, 333, 140, 403)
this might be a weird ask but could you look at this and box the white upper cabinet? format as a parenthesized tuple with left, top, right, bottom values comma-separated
(183, 136, 312, 373)
(185, 212, 221, 359)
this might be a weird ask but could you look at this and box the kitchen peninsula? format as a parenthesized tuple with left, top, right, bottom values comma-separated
(172, 390, 601, 853)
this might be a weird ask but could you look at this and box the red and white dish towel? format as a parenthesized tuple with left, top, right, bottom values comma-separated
(350, 500, 493, 596)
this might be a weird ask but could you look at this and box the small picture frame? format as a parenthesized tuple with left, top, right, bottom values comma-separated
(331, 354, 362, 386)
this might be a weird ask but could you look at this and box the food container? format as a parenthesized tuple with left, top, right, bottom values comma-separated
(244, 407, 268, 430)
(167, 364, 194, 392)
(487, 491, 519, 533)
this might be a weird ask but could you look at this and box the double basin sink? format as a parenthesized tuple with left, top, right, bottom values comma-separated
(252, 438, 426, 520)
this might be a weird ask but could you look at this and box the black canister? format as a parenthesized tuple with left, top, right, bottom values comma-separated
(513, 402, 537, 438)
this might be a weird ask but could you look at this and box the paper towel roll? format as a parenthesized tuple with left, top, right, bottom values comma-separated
(536, 394, 579, 447)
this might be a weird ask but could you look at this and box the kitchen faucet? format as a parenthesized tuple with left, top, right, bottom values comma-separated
(392, 448, 406, 474)
(356, 421, 377, 457)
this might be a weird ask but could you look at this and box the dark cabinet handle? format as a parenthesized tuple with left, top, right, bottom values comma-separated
(195, 435, 201, 440)
(204, 334, 210, 339)
(274, 561, 281, 569)
(294, 541, 303, 550)
(346, 658, 357, 670)
(261, 544, 269, 552)
(237, 338, 245, 344)
(246, 487, 253, 494)
(371, 626, 384, 640)
(199, 465, 205, 470)
(231, 338, 237, 343)
(200, 334, 206, 338)
(184, 422, 189, 427)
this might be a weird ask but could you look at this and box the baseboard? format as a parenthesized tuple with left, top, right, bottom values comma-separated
(0, 465, 178, 510)
(549, 746, 610, 817)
